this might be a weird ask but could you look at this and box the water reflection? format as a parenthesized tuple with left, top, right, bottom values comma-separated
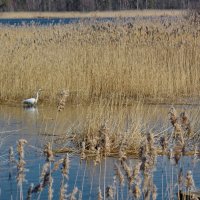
(0, 104, 200, 199)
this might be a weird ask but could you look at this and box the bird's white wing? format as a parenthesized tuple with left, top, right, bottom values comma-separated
(23, 98, 36, 104)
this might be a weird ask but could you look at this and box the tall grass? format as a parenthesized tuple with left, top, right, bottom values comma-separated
(0, 16, 200, 104)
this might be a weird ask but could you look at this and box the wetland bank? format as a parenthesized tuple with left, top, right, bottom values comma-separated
(0, 11, 200, 200)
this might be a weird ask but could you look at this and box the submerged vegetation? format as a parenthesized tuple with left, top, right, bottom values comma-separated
(0, 15, 200, 105)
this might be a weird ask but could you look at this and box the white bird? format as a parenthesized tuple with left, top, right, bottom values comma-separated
(23, 89, 42, 107)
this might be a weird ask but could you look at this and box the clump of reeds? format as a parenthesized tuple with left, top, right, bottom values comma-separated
(1, 18, 200, 105)
(57, 90, 69, 112)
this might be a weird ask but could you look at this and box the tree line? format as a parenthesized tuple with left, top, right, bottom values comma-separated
(0, 0, 198, 11)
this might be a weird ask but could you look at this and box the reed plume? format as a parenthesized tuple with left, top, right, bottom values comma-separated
(98, 187, 103, 200)
(94, 147, 101, 165)
(115, 163, 124, 186)
(43, 142, 54, 161)
(185, 170, 195, 191)
(106, 185, 114, 199)
(80, 141, 86, 160)
(70, 187, 78, 200)
(9, 146, 15, 163)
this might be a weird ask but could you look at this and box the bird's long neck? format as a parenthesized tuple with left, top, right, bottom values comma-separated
(35, 92, 39, 103)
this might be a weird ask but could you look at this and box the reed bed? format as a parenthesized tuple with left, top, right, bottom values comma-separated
(0, 15, 200, 105)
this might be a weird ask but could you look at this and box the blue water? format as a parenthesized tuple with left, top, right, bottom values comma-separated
(0, 15, 179, 26)
(0, 105, 199, 200)
(0, 17, 116, 26)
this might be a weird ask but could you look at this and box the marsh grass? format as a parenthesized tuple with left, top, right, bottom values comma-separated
(0, 16, 200, 105)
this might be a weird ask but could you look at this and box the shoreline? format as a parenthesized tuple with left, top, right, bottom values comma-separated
(0, 10, 184, 19)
